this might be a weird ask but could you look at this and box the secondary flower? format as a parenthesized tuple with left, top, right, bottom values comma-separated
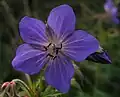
(86, 46, 112, 64)
(104, 0, 120, 24)
(1, 81, 16, 90)
(86, 50, 112, 64)
(1, 81, 16, 97)
(12, 4, 99, 93)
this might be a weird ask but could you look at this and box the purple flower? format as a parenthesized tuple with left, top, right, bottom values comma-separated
(86, 49, 112, 64)
(104, 0, 120, 24)
(12, 4, 99, 93)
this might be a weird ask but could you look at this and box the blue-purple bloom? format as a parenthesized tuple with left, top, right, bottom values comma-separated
(104, 0, 120, 24)
(12, 4, 99, 93)
(86, 49, 112, 64)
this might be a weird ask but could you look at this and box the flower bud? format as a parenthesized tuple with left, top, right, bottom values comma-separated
(1, 82, 9, 89)
(86, 50, 112, 64)
(0, 81, 16, 96)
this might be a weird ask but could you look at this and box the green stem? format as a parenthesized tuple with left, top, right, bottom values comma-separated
(12, 79, 34, 97)
(23, 0, 31, 16)
(25, 74, 33, 90)
(32, 0, 39, 18)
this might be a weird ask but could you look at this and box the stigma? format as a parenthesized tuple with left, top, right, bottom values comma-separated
(44, 43, 62, 59)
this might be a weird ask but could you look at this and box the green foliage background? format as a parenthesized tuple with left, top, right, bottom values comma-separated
(0, 0, 120, 97)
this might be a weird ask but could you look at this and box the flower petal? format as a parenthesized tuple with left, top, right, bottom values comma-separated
(104, 0, 115, 13)
(47, 4, 76, 39)
(111, 15, 120, 24)
(111, 7, 120, 24)
(12, 44, 48, 75)
(62, 30, 99, 62)
(104, 0, 120, 24)
(45, 54, 74, 93)
(19, 16, 48, 46)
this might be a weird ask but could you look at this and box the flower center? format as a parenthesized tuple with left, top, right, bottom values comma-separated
(45, 43, 62, 59)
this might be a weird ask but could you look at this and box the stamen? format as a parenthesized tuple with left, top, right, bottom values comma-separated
(47, 53, 54, 58)
(45, 43, 62, 59)
(56, 49, 59, 54)
(53, 56, 57, 60)
(43, 46, 47, 51)
(55, 44, 62, 49)
(47, 43, 52, 47)
(46, 53, 57, 60)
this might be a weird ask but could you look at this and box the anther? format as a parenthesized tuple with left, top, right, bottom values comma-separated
(48, 54, 54, 57)
(55, 44, 62, 49)
(53, 56, 57, 60)
(56, 49, 59, 54)
(43, 46, 47, 51)
(47, 43, 52, 47)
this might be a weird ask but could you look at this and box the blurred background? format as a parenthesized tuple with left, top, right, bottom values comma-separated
(0, 0, 120, 97)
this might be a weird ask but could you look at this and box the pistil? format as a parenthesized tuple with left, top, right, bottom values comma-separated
(45, 43, 62, 59)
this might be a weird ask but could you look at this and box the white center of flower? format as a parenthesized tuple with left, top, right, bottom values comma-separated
(45, 43, 62, 59)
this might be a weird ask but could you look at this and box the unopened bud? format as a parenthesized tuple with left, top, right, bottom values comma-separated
(1, 82, 9, 89)
(10, 81, 16, 87)
(86, 50, 112, 64)
(0, 81, 16, 96)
